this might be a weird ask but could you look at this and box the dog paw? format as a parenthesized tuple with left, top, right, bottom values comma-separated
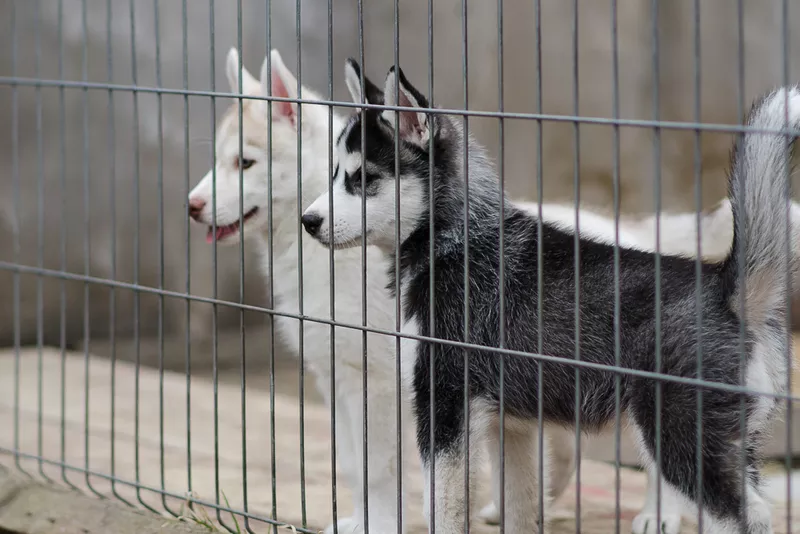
(323, 517, 364, 534)
(631, 512, 681, 534)
(478, 502, 500, 525)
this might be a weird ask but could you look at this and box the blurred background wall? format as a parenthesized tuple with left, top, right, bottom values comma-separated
(2, 0, 799, 368)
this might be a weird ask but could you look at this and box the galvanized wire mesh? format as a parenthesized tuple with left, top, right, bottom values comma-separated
(1, 1, 800, 534)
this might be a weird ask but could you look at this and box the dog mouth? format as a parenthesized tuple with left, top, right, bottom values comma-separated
(315, 234, 367, 250)
(206, 207, 259, 243)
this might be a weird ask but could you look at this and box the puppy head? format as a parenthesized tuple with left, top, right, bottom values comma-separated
(188, 48, 303, 245)
(302, 60, 444, 251)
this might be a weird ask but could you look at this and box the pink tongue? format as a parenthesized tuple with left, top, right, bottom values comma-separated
(206, 222, 239, 243)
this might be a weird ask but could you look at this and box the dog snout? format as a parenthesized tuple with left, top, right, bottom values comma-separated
(301, 213, 324, 236)
(188, 197, 206, 221)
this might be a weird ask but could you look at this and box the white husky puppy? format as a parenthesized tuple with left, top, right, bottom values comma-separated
(188, 48, 401, 534)
(532, 198, 800, 263)
(188, 48, 579, 534)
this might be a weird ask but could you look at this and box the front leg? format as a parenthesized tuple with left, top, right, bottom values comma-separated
(320, 373, 360, 534)
(325, 368, 405, 534)
(480, 423, 576, 525)
(419, 402, 491, 534)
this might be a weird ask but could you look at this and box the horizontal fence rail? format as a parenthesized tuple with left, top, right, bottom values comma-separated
(2, 1, 799, 534)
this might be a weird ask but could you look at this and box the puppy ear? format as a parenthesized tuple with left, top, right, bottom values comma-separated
(382, 66, 433, 147)
(226, 48, 260, 95)
(344, 58, 384, 107)
(260, 49, 298, 124)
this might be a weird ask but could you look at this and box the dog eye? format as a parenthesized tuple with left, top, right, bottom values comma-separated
(346, 168, 380, 184)
(237, 158, 255, 170)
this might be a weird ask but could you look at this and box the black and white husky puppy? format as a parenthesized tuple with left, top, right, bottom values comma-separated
(302, 59, 796, 534)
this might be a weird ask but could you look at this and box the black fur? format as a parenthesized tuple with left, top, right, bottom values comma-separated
(334, 62, 791, 531)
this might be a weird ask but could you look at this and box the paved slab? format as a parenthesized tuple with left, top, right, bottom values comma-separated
(1, 348, 799, 533)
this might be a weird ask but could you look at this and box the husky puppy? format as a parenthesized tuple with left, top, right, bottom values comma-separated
(188, 48, 406, 534)
(188, 48, 578, 534)
(302, 59, 796, 533)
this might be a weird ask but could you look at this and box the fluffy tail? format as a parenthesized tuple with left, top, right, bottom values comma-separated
(723, 86, 799, 326)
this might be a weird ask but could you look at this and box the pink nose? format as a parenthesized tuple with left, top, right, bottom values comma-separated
(188, 197, 206, 221)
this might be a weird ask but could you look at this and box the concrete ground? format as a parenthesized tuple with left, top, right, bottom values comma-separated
(2, 341, 800, 533)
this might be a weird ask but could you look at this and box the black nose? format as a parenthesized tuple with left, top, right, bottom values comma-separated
(301, 213, 323, 236)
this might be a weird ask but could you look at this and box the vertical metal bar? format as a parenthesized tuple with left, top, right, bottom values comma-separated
(294, 1, 308, 527)
(571, 2, 582, 531)
(534, 0, 545, 530)
(81, 0, 103, 499)
(207, 1, 232, 530)
(392, 2, 404, 534)
(130, 0, 157, 513)
(108, 0, 133, 506)
(356, 1, 369, 531)
(735, 0, 748, 531)
(34, 0, 52, 484)
(460, 1, 471, 531)
(264, 3, 279, 531)
(234, 1, 251, 531)
(650, 0, 663, 529)
(610, 1, 622, 533)
(326, 0, 339, 528)
(153, 0, 178, 516)
(695, 0, 706, 529)
(58, 0, 78, 491)
(181, 0, 194, 509)
(10, 0, 27, 479)
(427, 0, 437, 529)
(782, 2, 793, 531)
(496, 0, 506, 531)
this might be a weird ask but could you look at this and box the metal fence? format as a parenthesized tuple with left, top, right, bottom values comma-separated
(2, 1, 800, 533)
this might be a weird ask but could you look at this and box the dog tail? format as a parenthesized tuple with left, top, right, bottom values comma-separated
(722, 86, 799, 327)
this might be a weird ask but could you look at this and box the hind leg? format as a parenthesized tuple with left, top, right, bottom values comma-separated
(684, 482, 772, 534)
(630, 410, 773, 534)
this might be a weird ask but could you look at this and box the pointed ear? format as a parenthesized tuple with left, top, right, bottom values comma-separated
(260, 49, 298, 124)
(226, 48, 259, 94)
(344, 58, 384, 106)
(381, 66, 432, 147)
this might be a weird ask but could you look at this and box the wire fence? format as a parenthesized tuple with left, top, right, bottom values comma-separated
(2, 1, 800, 534)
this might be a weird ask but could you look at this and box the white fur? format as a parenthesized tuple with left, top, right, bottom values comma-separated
(190, 48, 579, 534)
(190, 48, 408, 534)
(479, 424, 576, 526)
(304, 144, 428, 251)
(421, 401, 492, 534)
(517, 199, 734, 261)
(631, 465, 683, 534)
